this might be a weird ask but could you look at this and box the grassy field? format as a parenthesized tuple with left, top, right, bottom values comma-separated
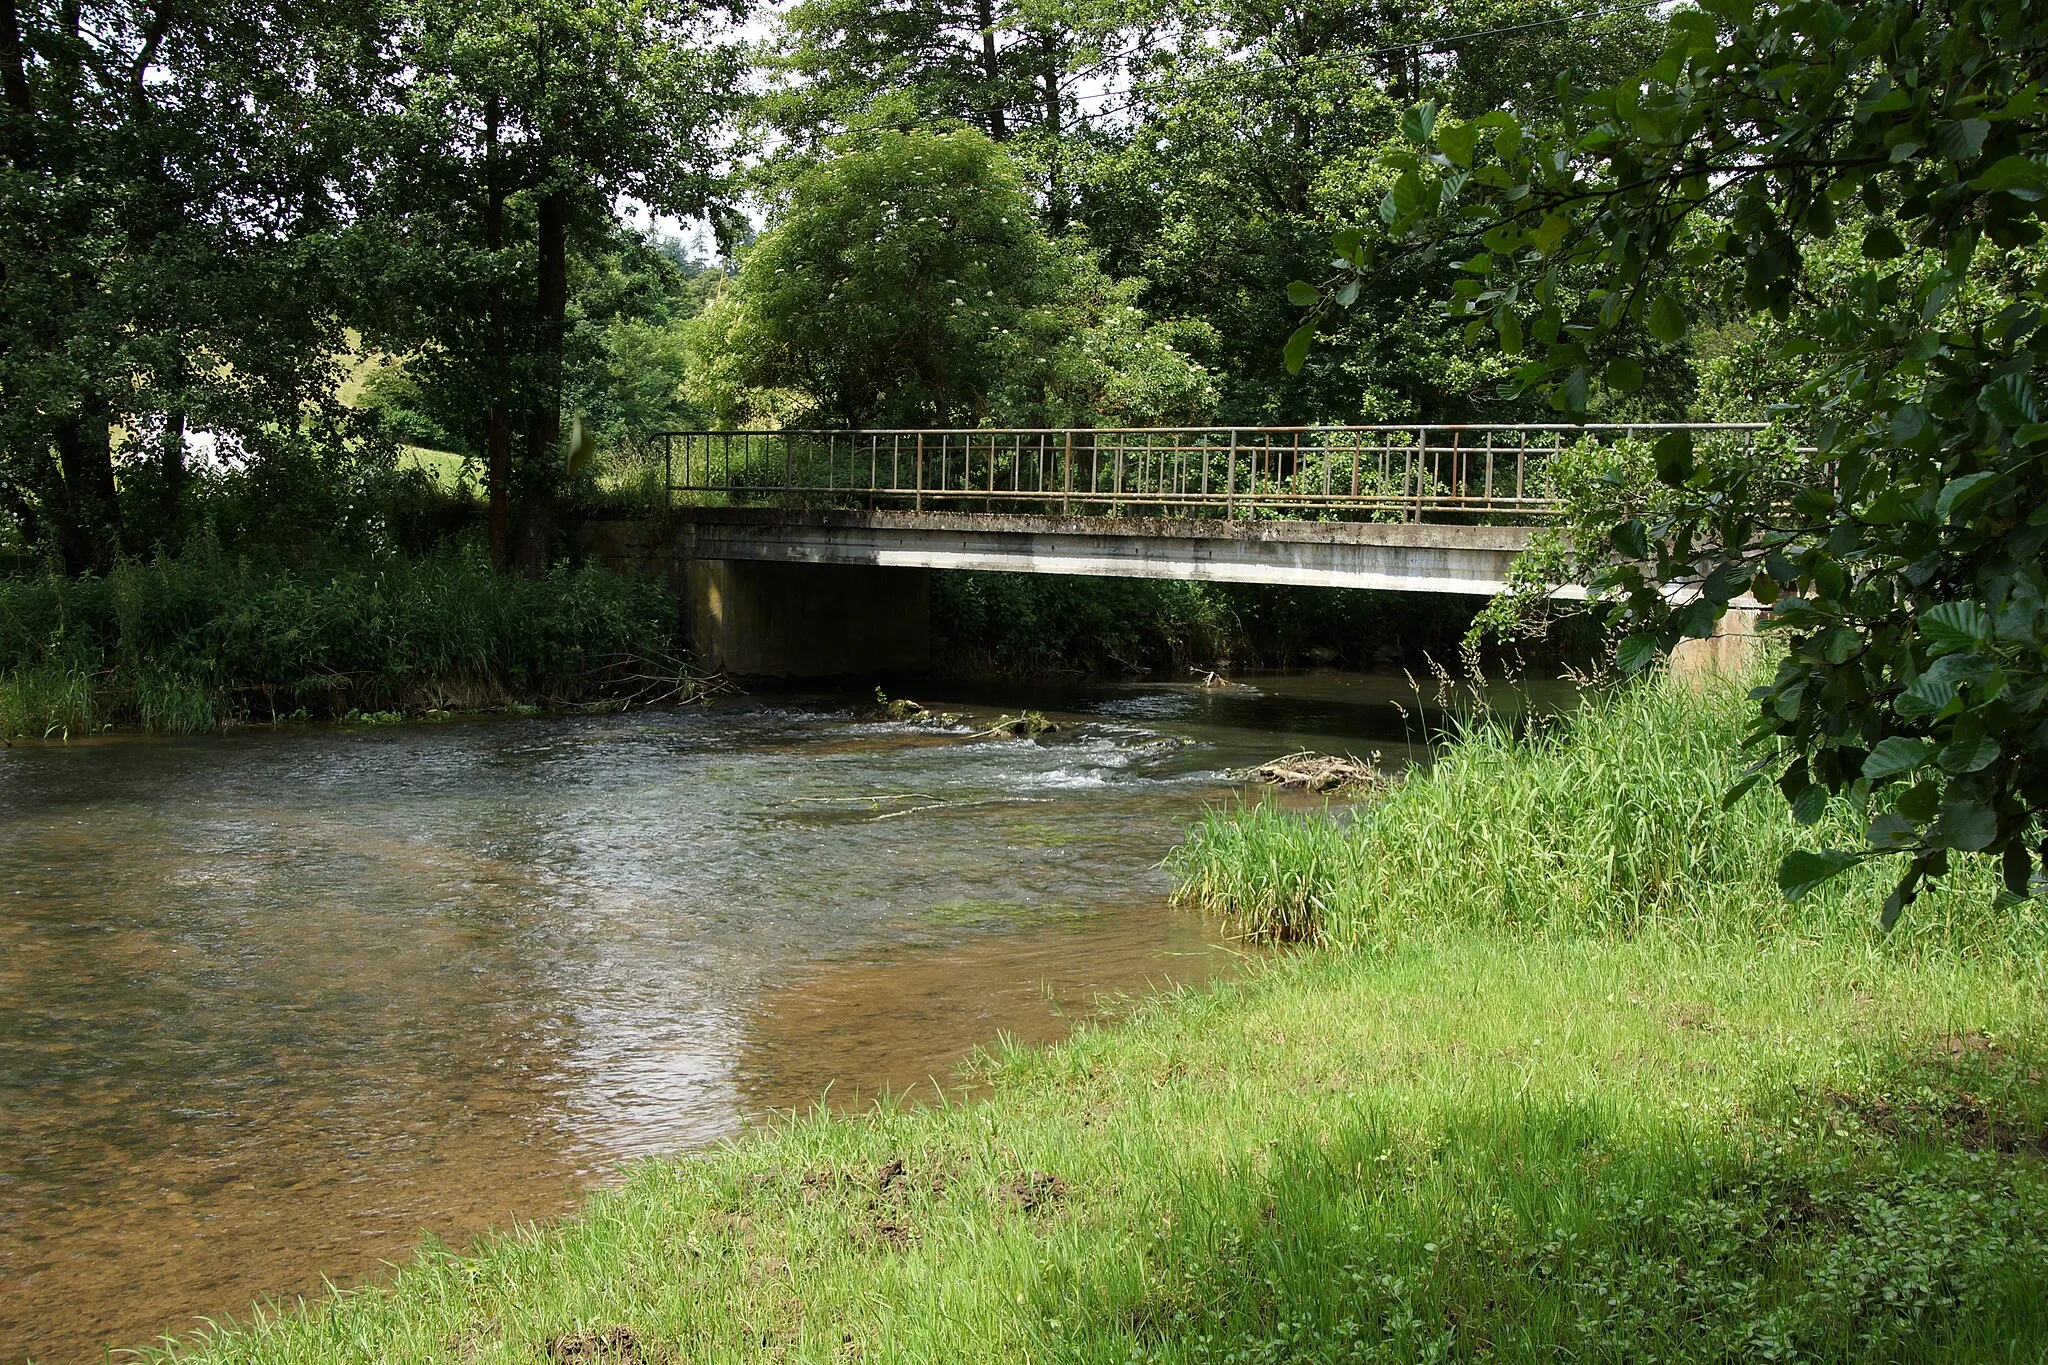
(167, 678, 2048, 1364)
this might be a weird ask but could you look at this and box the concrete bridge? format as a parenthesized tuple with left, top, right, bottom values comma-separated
(581, 423, 1766, 676)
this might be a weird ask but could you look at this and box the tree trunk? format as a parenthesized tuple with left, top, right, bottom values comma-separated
(975, 0, 1007, 141)
(511, 186, 568, 576)
(484, 94, 511, 568)
(0, 0, 33, 162)
(160, 407, 185, 531)
(1038, 29, 1065, 233)
(51, 409, 119, 574)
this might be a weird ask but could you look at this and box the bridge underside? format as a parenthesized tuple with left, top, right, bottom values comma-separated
(602, 508, 1533, 594)
(583, 509, 1535, 677)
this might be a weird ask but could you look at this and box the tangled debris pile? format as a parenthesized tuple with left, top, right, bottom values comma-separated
(1235, 750, 1390, 795)
(860, 690, 963, 726)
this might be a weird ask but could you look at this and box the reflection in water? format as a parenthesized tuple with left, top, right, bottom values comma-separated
(0, 671, 1566, 1361)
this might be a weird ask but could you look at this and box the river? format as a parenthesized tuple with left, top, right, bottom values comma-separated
(0, 670, 1562, 1361)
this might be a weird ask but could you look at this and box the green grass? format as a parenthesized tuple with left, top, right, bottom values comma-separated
(160, 677, 2048, 1362)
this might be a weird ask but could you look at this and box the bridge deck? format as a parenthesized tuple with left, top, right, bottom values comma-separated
(592, 507, 1538, 596)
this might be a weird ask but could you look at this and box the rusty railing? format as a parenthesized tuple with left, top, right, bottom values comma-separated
(655, 424, 1775, 522)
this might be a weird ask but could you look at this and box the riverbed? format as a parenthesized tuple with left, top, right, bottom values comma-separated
(0, 671, 1563, 1361)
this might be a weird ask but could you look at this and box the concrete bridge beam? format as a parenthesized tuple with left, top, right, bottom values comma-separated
(581, 508, 1539, 678)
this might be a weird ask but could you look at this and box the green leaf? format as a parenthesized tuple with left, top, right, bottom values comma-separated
(1438, 122, 1480, 166)
(1559, 365, 1589, 413)
(1862, 223, 1906, 259)
(1533, 214, 1570, 255)
(1934, 796, 1997, 851)
(1937, 737, 2000, 773)
(1896, 779, 1941, 822)
(1283, 322, 1315, 375)
(1722, 769, 1768, 809)
(1880, 877, 1914, 930)
(1934, 471, 1999, 521)
(1894, 672, 1958, 718)
(1400, 102, 1438, 145)
(1615, 633, 1660, 674)
(1609, 517, 1648, 559)
(1867, 812, 1919, 849)
(1978, 371, 2042, 429)
(1922, 600, 1992, 650)
(1605, 356, 1643, 391)
(1494, 119, 1523, 160)
(1653, 430, 1693, 485)
(1286, 280, 1319, 307)
(1495, 307, 1523, 356)
(1862, 736, 1931, 781)
(1647, 292, 1687, 343)
(2003, 841, 2032, 896)
(1972, 154, 2048, 200)
(1778, 848, 1860, 900)
(1933, 118, 1991, 162)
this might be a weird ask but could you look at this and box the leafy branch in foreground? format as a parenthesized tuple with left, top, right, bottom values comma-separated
(1292, 0, 2048, 919)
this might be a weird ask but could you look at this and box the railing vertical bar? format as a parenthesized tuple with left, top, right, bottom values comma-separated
(1062, 430, 1073, 514)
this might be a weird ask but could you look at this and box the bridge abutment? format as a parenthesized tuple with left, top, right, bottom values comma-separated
(580, 518, 930, 678)
(685, 558, 930, 678)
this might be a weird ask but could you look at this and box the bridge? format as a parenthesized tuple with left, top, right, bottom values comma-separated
(582, 423, 1768, 676)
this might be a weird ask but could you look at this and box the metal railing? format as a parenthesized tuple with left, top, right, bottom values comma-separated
(655, 424, 1775, 522)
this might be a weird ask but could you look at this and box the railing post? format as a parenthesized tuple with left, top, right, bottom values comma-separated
(1226, 430, 1237, 520)
(915, 432, 924, 512)
(1062, 430, 1073, 514)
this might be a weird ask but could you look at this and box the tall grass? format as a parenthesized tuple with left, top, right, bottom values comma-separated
(0, 546, 693, 738)
(1170, 678, 2023, 951)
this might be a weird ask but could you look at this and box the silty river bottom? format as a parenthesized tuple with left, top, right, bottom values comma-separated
(0, 671, 1568, 1361)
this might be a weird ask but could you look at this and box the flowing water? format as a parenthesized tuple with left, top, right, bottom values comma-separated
(0, 671, 1566, 1362)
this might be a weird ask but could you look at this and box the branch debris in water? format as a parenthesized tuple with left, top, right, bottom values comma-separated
(1234, 750, 1390, 795)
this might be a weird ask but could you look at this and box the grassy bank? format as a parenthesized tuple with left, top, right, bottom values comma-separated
(0, 549, 695, 739)
(164, 678, 2048, 1363)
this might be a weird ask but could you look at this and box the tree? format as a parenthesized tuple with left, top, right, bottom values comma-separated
(693, 127, 1214, 427)
(763, 0, 1146, 233)
(0, 0, 378, 571)
(355, 0, 745, 571)
(1077, 0, 1667, 422)
(1300, 0, 2048, 915)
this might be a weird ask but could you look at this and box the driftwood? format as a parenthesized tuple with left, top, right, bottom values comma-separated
(1235, 750, 1388, 795)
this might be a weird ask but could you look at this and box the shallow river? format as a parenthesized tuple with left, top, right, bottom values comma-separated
(0, 671, 1561, 1361)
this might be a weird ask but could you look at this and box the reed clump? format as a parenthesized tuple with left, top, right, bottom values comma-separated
(1169, 676, 2022, 949)
(0, 547, 699, 738)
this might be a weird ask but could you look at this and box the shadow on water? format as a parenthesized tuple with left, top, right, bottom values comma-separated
(0, 668, 1572, 1361)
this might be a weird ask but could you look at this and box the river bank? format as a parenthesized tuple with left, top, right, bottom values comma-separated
(157, 678, 2048, 1363)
